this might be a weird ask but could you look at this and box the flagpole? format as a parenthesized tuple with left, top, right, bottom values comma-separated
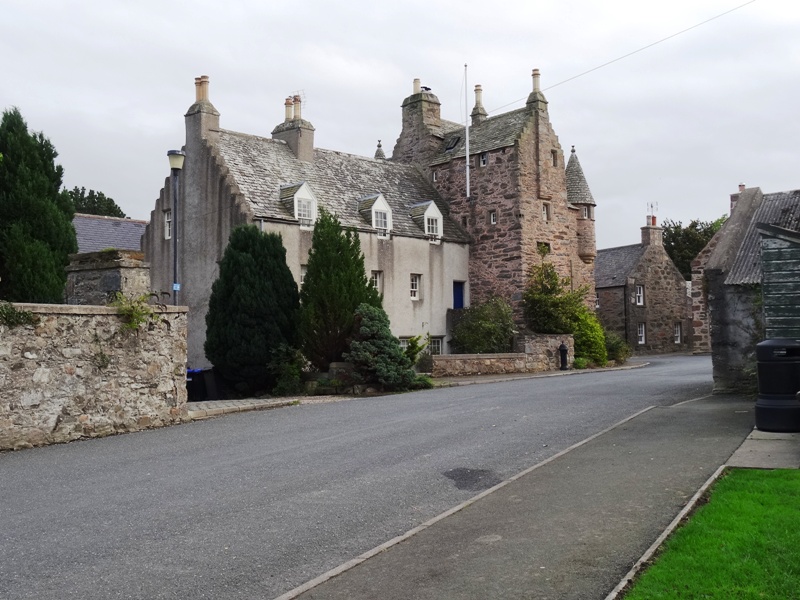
(464, 63, 470, 201)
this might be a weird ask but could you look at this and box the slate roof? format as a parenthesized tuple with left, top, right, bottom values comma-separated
(565, 147, 595, 206)
(594, 244, 646, 288)
(726, 189, 800, 285)
(72, 213, 148, 253)
(430, 107, 531, 166)
(215, 129, 469, 243)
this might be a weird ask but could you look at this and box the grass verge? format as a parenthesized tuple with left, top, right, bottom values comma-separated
(624, 468, 800, 599)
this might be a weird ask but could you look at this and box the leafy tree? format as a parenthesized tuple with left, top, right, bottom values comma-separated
(662, 217, 726, 280)
(0, 108, 77, 302)
(451, 296, 516, 354)
(204, 225, 299, 394)
(344, 303, 416, 391)
(66, 186, 126, 218)
(298, 209, 381, 370)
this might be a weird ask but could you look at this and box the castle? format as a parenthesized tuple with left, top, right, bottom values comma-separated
(142, 72, 597, 368)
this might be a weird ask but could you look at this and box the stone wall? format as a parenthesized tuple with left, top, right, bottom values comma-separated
(432, 334, 572, 377)
(0, 303, 188, 451)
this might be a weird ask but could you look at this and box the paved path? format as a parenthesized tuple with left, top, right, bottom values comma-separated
(286, 395, 755, 600)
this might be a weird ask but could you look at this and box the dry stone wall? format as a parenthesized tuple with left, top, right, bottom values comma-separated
(0, 303, 188, 451)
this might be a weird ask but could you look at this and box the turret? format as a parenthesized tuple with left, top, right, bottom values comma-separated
(566, 146, 597, 264)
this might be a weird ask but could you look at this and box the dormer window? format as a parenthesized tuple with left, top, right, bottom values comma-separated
(445, 136, 460, 152)
(359, 193, 393, 238)
(410, 201, 443, 244)
(280, 181, 318, 229)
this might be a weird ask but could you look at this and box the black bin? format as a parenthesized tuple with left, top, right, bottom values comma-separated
(755, 338, 800, 432)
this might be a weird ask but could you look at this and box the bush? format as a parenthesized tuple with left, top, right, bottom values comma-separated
(572, 309, 607, 366)
(451, 297, 516, 354)
(344, 303, 416, 391)
(403, 334, 427, 367)
(269, 345, 305, 397)
(410, 375, 434, 390)
(573, 357, 589, 369)
(605, 331, 632, 364)
(523, 262, 588, 334)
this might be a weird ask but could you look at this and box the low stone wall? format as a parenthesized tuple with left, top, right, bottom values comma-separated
(0, 303, 188, 451)
(432, 335, 573, 377)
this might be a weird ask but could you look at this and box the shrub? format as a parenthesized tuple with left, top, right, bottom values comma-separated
(523, 262, 588, 334)
(451, 297, 516, 354)
(605, 331, 632, 364)
(344, 303, 416, 391)
(410, 375, 435, 390)
(0, 301, 39, 327)
(572, 309, 607, 365)
(269, 345, 305, 397)
(403, 334, 427, 367)
(573, 357, 589, 369)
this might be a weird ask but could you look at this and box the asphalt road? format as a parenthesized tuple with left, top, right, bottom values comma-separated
(1, 354, 713, 599)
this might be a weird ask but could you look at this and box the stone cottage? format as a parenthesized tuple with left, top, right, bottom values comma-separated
(595, 217, 691, 354)
(691, 186, 800, 391)
(142, 73, 597, 368)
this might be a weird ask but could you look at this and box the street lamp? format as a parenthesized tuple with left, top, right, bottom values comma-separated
(167, 150, 185, 306)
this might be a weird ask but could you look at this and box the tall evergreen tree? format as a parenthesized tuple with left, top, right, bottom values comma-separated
(662, 216, 726, 280)
(67, 186, 126, 218)
(299, 209, 381, 370)
(204, 225, 299, 393)
(0, 108, 77, 302)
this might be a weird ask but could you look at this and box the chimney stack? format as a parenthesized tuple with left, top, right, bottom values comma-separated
(271, 93, 315, 162)
(641, 216, 663, 246)
(730, 183, 745, 214)
(471, 84, 488, 125)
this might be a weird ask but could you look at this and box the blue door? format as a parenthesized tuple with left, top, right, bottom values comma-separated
(453, 281, 465, 309)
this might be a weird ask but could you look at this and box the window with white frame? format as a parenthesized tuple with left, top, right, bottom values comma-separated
(595, 294, 600, 309)
(300, 264, 307, 286)
(398, 338, 409, 350)
(489, 210, 497, 225)
(542, 202, 551, 222)
(638, 323, 646, 345)
(635, 285, 644, 306)
(374, 210, 388, 231)
(674, 322, 682, 344)
(370, 270, 383, 294)
(428, 337, 443, 355)
(479, 152, 488, 167)
(410, 273, 421, 300)
(426, 216, 440, 238)
(297, 198, 314, 228)
(164, 209, 172, 240)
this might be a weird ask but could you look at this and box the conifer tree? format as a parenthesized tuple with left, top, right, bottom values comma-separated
(67, 186, 126, 218)
(299, 209, 381, 370)
(204, 225, 299, 393)
(0, 108, 77, 302)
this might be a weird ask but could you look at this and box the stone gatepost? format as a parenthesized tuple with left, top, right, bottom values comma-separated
(66, 250, 151, 305)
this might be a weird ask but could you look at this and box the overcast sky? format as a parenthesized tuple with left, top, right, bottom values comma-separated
(2, 0, 796, 248)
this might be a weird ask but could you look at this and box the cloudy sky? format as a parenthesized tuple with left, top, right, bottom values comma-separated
(2, 0, 796, 248)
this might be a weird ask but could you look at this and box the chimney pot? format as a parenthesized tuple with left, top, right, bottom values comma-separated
(738, 183, 745, 192)
(195, 75, 210, 102)
(532, 69, 541, 92)
(284, 97, 294, 122)
(293, 95, 302, 121)
(413, 78, 421, 94)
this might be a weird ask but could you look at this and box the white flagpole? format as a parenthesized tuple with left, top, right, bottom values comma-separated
(465, 63, 470, 200)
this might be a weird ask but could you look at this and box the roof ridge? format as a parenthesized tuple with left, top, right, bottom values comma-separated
(74, 213, 148, 224)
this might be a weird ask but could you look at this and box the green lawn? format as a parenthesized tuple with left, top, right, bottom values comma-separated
(624, 468, 800, 600)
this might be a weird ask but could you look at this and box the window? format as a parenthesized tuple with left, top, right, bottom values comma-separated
(638, 323, 646, 345)
(297, 198, 314, 228)
(537, 242, 551, 255)
(489, 210, 497, 225)
(542, 202, 551, 222)
(374, 209, 390, 237)
(581, 206, 589, 219)
(595, 294, 600, 309)
(551, 149, 558, 167)
(445, 136, 460, 152)
(479, 152, 488, 167)
(410, 274, 421, 300)
(164, 210, 172, 240)
(398, 338, 409, 350)
(432, 171, 438, 182)
(300, 264, 307, 286)
(461, 216, 468, 227)
(635, 285, 644, 306)
(426, 217, 440, 238)
(674, 322, 682, 344)
(428, 338, 443, 355)
(370, 270, 383, 294)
